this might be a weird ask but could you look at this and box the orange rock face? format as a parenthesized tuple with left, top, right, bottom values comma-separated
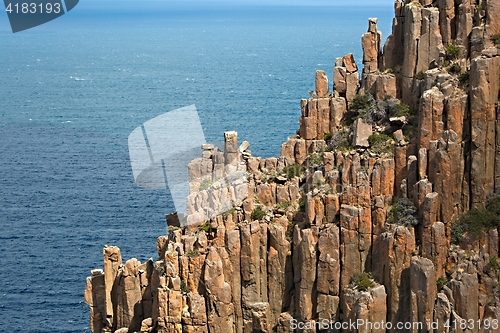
(86, 3, 500, 332)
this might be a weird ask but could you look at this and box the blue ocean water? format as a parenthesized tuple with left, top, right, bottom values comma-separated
(0, 3, 392, 332)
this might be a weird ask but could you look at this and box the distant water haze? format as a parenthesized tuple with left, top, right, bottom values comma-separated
(0, 3, 392, 332)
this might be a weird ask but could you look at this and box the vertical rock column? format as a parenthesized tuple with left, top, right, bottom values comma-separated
(241, 221, 265, 332)
(421, 192, 447, 279)
(113, 258, 145, 332)
(315, 69, 329, 97)
(470, 56, 500, 208)
(103, 245, 122, 329)
(226, 227, 243, 333)
(416, 7, 444, 74)
(339, 206, 363, 289)
(293, 226, 319, 321)
(299, 75, 331, 142)
(267, 224, 288, 328)
(224, 131, 240, 174)
(316, 224, 341, 322)
(401, 2, 422, 105)
(417, 87, 444, 150)
(361, 18, 382, 75)
(372, 225, 415, 329)
(330, 96, 347, 134)
(382, 0, 405, 73)
(84, 270, 106, 333)
(341, 285, 387, 333)
(410, 256, 437, 332)
(204, 247, 235, 333)
(333, 53, 359, 106)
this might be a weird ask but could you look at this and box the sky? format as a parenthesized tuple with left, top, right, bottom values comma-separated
(83, 0, 393, 7)
(76, 0, 394, 14)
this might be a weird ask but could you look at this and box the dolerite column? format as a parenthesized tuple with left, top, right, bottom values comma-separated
(224, 131, 239, 174)
(103, 245, 122, 329)
(361, 18, 382, 75)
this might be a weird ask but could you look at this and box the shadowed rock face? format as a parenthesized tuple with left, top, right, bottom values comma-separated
(85, 1, 500, 332)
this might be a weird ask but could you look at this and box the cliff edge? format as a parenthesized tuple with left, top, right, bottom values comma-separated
(85, 0, 500, 332)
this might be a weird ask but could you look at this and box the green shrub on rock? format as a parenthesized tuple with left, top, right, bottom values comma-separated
(487, 196, 500, 216)
(437, 276, 447, 291)
(351, 272, 377, 291)
(445, 45, 461, 59)
(283, 164, 302, 179)
(368, 133, 393, 154)
(251, 207, 266, 220)
(459, 73, 469, 83)
(344, 92, 375, 125)
(448, 63, 461, 74)
(199, 179, 213, 191)
(491, 33, 500, 47)
(451, 208, 500, 244)
(198, 220, 211, 233)
(387, 198, 419, 226)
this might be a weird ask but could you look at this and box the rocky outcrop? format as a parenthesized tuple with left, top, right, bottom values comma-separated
(86, 1, 500, 332)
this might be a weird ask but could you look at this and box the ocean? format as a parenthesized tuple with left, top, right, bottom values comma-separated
(0, 3, 392, 332)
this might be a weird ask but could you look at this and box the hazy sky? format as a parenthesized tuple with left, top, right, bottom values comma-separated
(85, 0, 392, 6)
(76, 0, 394, 14)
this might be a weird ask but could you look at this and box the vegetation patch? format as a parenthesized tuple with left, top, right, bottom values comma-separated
(492, 34, 500, 47)
(448, 63, 461, 74)
(251, 206, 266, 220)
(488, 256, 500, 272)
(299, 200, 306, 212)
(276, 201, 291, 210)
(391, 102, 411, 118)
(459, 73, 470, 84)
(445, 45, 461, 59)
(198, 220, 211, 233)
(185, 249, 199, 258)
(181, 280, 191, 293)
(403, 124, 418, 142)
(199, 179, 214, 191)
(368, 133, 393, 154)
(387, 198, 419, 226)
(415, 71, 425, 80)
(437, 276, 447, 291)
(308, 153, 323, 165)
(487, 196, 500, 215)
(451, 207, 500, 244)
(324, 132, 332, 141)
(343, 92, 375, 125)
(331, 129, 354, 152)
(156, 265, 165, 276)
(283, 164, 302, 179)
(286, 221, 298, 240)
(168, 225, 182, 233)
(222, 207, 236, 217)
(351, 272, 377, 291)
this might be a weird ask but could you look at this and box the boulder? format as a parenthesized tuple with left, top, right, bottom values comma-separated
(352, 118, 372, 148)
(315, 70, 329, 97)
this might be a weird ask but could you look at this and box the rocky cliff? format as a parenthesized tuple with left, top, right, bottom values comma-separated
(85, 0, 500, 332)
